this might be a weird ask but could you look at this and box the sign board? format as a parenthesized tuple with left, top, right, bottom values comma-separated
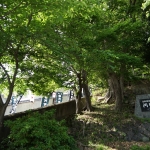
(41, 97, 49, 107)
(69, 90, 74, 100)
(134, 94, 150, 118)
(56, 92, 63, 103)
(140, 99, 150, 112)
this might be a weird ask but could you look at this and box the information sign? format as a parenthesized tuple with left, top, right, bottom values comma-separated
(41, 97, 49, 107)
(56, 92, 63, 103)
(140, 99, 150, 112)
(69, 90, 74, 101)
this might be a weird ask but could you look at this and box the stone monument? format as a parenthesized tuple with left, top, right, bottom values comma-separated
(134, 94, 150, 118)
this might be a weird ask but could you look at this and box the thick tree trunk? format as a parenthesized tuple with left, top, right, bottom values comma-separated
(104, 79, 115, 103)
(120, 75, 124, 101)
(76, 73, 82, 114)
(82, 83, 92, 111)
(109, 73, 123, 111)
(120, 63, 125, 102)
(82, 70, 92, 111)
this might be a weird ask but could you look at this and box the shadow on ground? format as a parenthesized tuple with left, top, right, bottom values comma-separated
(70, 104, 150, 150)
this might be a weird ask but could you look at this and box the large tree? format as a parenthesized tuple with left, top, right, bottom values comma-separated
(52, 0, 149, 112)
(89, 0, 149, 111)
(1, 1, 149, 140)
(38, 0, 149, 112)
(0, 0, 66, 138)
(37, 1, 105, 112)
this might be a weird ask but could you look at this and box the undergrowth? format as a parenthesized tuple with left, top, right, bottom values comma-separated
(71, 103, 150, 150)
(1, 109, 78, 150)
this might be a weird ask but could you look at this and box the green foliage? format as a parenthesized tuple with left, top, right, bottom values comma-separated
(130, 145, 150, 150)
(92, 88, 107, 97)
(1, 110, 78, 150)
(142, 0, 150, 12)
(95, 144, 110, 150)
(135, 116, 150, 123)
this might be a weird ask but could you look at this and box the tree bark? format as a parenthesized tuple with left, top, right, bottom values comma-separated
(109, 73, 123, 111)
(76, 72, 82, 113)
(82, 70, 92, 111)
(0, 63, 17, 140)
(0, 94, 11, 140)
(104, 88, 112, 103)
(105, 79, 115, 103)
(120, 74, 124, 101)
(0, 104, 7, 140)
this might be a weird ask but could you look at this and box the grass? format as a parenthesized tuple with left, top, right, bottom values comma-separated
(71, 103, 150, 150)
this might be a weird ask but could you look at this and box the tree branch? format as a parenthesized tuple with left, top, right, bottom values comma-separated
(1, 2, 23, 18)
(0, 95, 4, 106)
(0, 63, 11, 85)
(3, 13, 33, 106)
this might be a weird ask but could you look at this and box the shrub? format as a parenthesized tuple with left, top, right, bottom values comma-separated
(130, 145, 150, 150)
(1, 110, 78, 150)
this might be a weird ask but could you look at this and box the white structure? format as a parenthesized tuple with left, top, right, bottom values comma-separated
(4, 89, 73, 116)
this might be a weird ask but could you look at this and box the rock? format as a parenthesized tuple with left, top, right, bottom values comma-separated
(132, 133, 144, 141)
(134, 94, 150, 119)
(142, 136, 149, 142)
(126, 129, 134, 141)
(138, 123, 150, 137)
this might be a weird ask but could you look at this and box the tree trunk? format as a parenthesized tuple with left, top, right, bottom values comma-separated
(104, 79, 115, 103)
(109, 73, 123, 111)
(82, 70, 92, 111)
(104, 88, 112, 103)
(120, 75, 124, 101)
(0, 36, 18, 140)
(0, 101, 7, 140)
(0, 83, 15, 140)
(76, 72, 82, 114)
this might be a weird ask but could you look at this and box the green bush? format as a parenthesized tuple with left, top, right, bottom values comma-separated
(130, 145, 150, 150)
(1, 110, 78, 150)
